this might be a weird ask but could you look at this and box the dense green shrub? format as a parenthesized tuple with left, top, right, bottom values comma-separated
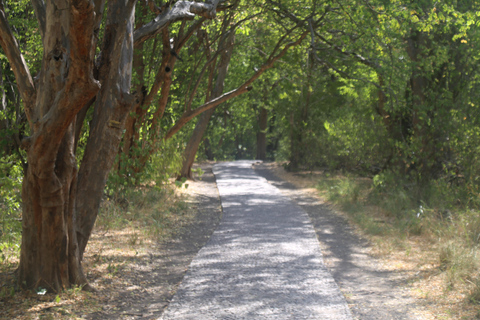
(0, 156, 22, 266)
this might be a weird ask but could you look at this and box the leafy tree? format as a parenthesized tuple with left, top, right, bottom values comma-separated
(0, 0, 312, 291)
(0, 0, 230, 292)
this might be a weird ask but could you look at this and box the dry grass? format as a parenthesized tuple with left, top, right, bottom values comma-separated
(0, 182, 195, 320)
(263, 162, 480, 320)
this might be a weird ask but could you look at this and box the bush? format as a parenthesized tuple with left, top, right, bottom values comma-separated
(0, 156, 23, 267)
(106, 138, 184, 200)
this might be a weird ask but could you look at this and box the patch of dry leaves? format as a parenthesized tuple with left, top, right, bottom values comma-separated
(0, 185, 195, 320)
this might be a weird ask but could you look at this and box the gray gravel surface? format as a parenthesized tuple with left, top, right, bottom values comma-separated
(159, 161, 352, 320)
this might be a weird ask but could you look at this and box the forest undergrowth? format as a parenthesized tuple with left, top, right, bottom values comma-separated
(312, 169, 480, 319)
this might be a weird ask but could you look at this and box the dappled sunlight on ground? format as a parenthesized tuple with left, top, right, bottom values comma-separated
(0, 177, 215, 319)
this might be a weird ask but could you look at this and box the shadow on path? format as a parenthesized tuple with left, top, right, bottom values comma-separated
(159, 161, 352, 320)
(254, 164, 423, 320)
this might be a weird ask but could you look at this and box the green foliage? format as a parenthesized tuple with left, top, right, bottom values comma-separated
(0, 156, 22, 267)
(106, 137, 184, 199)
(0, 0, 479, 314)
(316, 167, 480, 304)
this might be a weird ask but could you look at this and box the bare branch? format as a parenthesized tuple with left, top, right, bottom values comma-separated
(184, 13, 234, 112)
(134, 0, 222, 46)
(142, 29, 172, 111)
(176, 18, 206, 50)
(184, 46, 224, 112)
(148, 0, 162, 14)
(245, 30, 308, 88)
(313, 30, 380, 70)
(142, 17, 205, 108)
(190, 0, 221, 18)
(313, 54, 382, 91)
(164, 85, 251, 140)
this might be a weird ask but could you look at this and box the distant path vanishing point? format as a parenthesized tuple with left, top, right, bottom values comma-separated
(159, 160, 353, 320)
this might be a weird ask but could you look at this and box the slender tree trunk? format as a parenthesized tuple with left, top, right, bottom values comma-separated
(288, 111, 301, 170)
(288, 59, 312, 170)
(179, 108, 216, 179)
(76, 1, 136, 260)
(256, 107, 268, 160)
(406, 31, 433, 179)
(178, 28, 235, 179)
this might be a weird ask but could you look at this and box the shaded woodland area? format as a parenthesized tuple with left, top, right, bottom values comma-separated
(1, 0, 480, 316)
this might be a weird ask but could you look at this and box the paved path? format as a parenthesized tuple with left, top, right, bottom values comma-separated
(159, 161, 352, 319)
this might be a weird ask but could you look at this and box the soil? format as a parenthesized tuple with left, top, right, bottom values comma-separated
(84, 162, 223, 320)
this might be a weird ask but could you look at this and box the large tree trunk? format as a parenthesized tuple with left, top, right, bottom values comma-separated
(16, 0, 100, 291)
(406, 31, 434, 179)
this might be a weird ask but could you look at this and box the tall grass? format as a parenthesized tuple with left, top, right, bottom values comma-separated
(97, 183, 193, 241)
(0, 159, 23, 270)
(315, 171, 480, 306)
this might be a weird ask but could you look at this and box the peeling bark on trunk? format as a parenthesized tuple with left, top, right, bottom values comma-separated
(15, 0, 100, 291)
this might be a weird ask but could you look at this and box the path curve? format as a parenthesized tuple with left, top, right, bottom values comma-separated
(159, 161, 352, 319)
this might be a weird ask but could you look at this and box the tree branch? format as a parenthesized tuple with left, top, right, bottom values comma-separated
(176, 17, 206, 50)
(134, 0, 222, 46)
(184, 13, 235, 112)
(31, 0, 46, 40)
(164, 85, 251, 140)
(142, 15, 205, 110)
(0, 5, 35, 126)
(164, 29, 309, 140)
(313, 29, 381, 70)
(313, 53, 383, 92)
